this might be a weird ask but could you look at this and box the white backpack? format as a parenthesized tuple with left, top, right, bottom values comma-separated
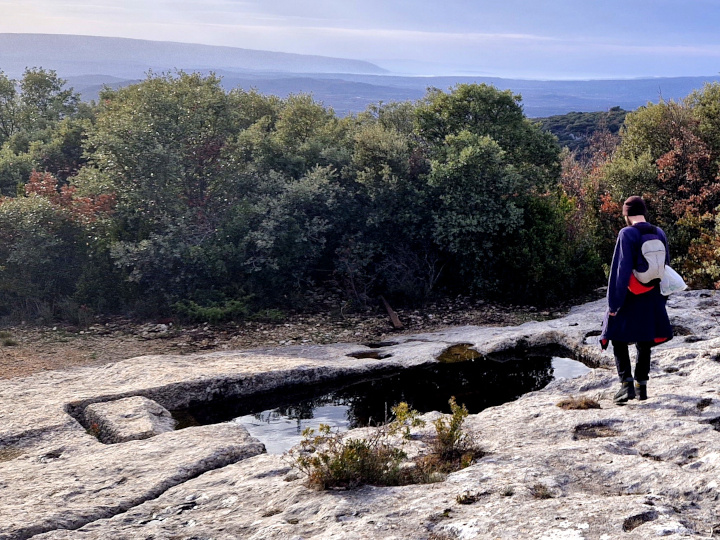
(633, 226, 666, 285)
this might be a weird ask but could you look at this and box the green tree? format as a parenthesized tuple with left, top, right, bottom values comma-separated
(0, 69, 86, 195)
(337, 116, 437, 302)
(233, 93, 351, 180)
(0, 72, 19, 144)
(428, 131, 524, 289)
(19, 68, 79, 132)
(600, 89, 720, 287)
(79, 72, 247, 308)
(85, 72, 241, 237)
(414, 84, 575, 299)
(416, 83, 560, 189)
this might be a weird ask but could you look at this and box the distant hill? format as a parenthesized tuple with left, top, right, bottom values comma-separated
(302, 73, 720, 116)
(4, 33, 720, 117)
(64, 71, 720, 118)
(536, 107, 629, 153)
(0, 33, 387, 78)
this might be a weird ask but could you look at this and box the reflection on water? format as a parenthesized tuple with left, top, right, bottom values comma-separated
(173, 350, 592, 454)
(552, 356, 592, 380)
(236, 404, 352, 454)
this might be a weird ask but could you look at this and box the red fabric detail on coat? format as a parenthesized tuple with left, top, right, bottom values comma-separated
(654, 337, 670, 344)
(628, 274, 654, 294)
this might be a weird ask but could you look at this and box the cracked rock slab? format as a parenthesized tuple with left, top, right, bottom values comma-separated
(84, 396, 177, 444)
(0, 424, 264, 540)
(2, 291, 720, 539)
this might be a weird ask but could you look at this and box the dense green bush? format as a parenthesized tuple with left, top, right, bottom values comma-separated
(0, 196, 88, 318)
(597, 85, 720, 287)
(0, 72, 629, 321)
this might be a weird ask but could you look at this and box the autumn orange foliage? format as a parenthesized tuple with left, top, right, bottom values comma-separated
(22, 170, 116, 223)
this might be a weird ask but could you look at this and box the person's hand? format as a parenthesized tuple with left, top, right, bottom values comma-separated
(608, 312, 617, 316)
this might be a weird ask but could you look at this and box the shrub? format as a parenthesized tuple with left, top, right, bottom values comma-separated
(456, 491, 483, 505)
(291, 399, 483, 490)
(0, 446, 24, 462)
(387, 401, 426, 439)
(433, 397, 473, 461)
(530, 483, 555, 499)
(247, 308, 286, 323)
(0, 195, 89, 316)
(292, 424, 407, 490)
(172, 297, 251, 323)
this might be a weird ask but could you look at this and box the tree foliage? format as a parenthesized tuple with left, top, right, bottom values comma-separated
(597, 86, 720, 287)
(0, 171, 115, 319)
(0, 69, 86, 196)
(0, 73, 637, 321)
(537, 107, 628, 153)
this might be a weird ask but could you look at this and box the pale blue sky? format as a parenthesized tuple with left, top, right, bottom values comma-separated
(1, 0, 719, 78)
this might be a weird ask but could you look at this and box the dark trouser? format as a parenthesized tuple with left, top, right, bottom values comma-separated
(612, 341, 652, 382)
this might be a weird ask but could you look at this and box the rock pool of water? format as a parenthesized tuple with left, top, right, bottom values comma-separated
(177, 355, 591, 454)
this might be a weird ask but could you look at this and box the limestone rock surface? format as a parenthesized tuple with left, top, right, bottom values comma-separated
(84, 395, 177, 444)
(1, 291, 720, 539)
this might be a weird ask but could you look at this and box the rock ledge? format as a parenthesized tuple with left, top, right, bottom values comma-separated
(1, 291, 719, 539)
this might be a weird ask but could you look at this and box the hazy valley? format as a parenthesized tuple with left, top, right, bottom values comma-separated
(3, 33, 720, 116)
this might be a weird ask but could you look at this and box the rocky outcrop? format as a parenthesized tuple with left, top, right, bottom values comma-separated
(83, 396, 177, 444)
(1, 291, 720, 539)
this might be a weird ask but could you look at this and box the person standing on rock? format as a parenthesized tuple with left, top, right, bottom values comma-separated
(600, 196, 673, 404)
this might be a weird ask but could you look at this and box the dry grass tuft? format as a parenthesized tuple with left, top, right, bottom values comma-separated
(556, 396, 601, 410)
(530, 483, 555, 499)
(0, 447, 24, 462)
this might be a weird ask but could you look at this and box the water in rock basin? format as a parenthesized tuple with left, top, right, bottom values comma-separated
(174, 347, 592, 454)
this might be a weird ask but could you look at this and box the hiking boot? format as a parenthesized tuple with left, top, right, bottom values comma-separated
(613, 380, 636, 404)
(635, 382, 648, 401)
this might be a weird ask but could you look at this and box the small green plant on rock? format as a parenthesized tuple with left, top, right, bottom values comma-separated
(387, 401, 425, 439)
(0, 446, 24, 462)
(86, 422, 101, 439)
(432, 397, 481, 468)
(291, 424, 407, 489)
(428, 530, 458, 540)
(290, 399, 483, 490)
(456, 491, 484, 505)
(0, 330, 17, 346)
(433, 397, 468, 454)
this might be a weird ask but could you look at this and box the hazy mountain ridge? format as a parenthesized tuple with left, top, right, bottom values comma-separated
(0, 33, 387, 77)
(4, 33, 720, 116)
(66, 72, 720, 117)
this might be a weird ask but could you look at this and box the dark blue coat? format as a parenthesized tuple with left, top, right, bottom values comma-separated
(600, 222, 673, 344)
